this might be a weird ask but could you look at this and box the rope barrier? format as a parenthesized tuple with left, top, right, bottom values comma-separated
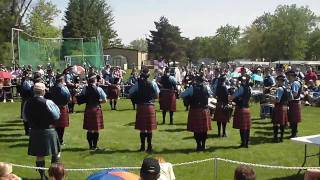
(9, 157, 320, 171)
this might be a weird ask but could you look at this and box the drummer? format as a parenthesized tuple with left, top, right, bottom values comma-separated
(271, 75, 289, 143)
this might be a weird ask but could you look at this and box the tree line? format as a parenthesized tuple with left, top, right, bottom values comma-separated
(0, 2, 319, 65)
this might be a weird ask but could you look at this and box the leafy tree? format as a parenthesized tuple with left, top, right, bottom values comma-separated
(62, 0, 118, 48)
(306, 28, 320, 60)
(129, 38, 148, 51)
(212, 24, 240, 61)
(147, 16, 186, 62)
(26, 0, 61, 37)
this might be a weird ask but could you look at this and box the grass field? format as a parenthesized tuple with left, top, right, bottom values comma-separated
(0, 99, 319, 180)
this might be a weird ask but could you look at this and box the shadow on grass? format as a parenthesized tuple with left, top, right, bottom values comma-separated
(252, 126, 273, 130)
(115, 108, 134, 112)
(124, 122, 135, 126)
(9, 143, 28, 148)
(0, 133, 24, 137)
(3, 119, 22, 124)
(171, 123, 187, 126)
(269, 173, 304, 180)
(249, 136, 275, 145)
(63, 147, 89, 152)
(0, 138, 28, 143)
(252, 121, 270, 125)
(159, 128, 186, 132)
(0, 128, 22, 131)
(0, 123, 22, 128)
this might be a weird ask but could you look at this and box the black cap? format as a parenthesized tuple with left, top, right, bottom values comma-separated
(140, 158, 160, 175)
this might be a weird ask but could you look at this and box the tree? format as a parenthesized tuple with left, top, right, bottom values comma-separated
(147, 16, 186, 62)
(129, 38, 148, 52)
(62, 0, 118, 48)
(212, 24, 240, 61)
(0, 0, 33, 65)
(26, 0, 61, 37)
(306, 28, 320, 60)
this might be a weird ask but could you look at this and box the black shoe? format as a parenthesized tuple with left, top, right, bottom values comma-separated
(238, 143, 245, 148)
(222, 134, 227, 138)
(139, 145, 145, 152)
(146, 146, 152, 153)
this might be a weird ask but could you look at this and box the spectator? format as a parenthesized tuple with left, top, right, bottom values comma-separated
(305, 67, 318, 83)
(155, 156, 175, 180)
(140, 158, 160, 180)
(304, 169, 320, 180)
(0, 162, 20, 180)
(234, 165, 256, 180)
(48, 163, 66, 180)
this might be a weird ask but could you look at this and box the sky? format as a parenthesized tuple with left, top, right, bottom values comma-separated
(51, 0, 320, 45)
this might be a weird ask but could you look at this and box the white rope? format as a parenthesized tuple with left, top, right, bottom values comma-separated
(216, 158, 320, 170)
(10, 157, 320, 171)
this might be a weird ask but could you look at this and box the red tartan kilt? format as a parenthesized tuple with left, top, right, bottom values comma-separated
(288, 101, 301, 123)
(83, 106, 104, 130)
(54, 106, 69, 128)
(272, 104, 288, 125)
(187, 108, 212, 132)
(213, 106, 231, 123)
(107, 85, 120, 100)
(135, 104, 157, 131)
(233, 107, 251, 130)
(159, 89, 176, 112)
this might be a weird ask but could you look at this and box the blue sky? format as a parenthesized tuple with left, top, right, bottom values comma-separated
(51, 0, 320, 44)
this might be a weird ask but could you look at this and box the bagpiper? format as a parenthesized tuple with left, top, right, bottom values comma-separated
(129, 68, 160, 153)
(271, 75, 289, 142)
(230, 75, 252, 148)
(49, 74, 71, 145)
(287, 70, 302, 138)
(78, 74, 107, 150)
(159, 67, 177, 125)
(180, 74, 212, 151)
(23, 83, 61, 180)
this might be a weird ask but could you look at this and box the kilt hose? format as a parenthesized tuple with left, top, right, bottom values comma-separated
(187, 108, 212, 133)
(233, 107, 251, 130)
(159, 89, 176, 112)
(288, 100, 302, 123)
(54, 106, 69, 128)
(107, 85, 120, 100)
(272, 104, 288, 126)
(28, 129, 60, 156)
(83, 106, 104, 131)
(213, 104, 232, 123)
(135, 104, 157, 131)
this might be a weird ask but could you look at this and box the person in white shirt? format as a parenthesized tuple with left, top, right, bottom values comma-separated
(155, 157, 176, 180)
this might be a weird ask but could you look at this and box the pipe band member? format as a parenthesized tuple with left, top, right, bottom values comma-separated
(23, 83, 61, 180)
(20, 70, 34, 135)
(213, 74, 232, 137)
(129, 68, 160, 153)
(107, 77, 121, 110)
(49, 74, 71, 145)
(229, 76, 252, 148)
(271, 75, 289, 143)
(64, 67, 77, 113)
(180, 74, 212, 151)
(159, 67, 177, 125)
(79, 74, 107, 150)
(287, 70, 302, 138)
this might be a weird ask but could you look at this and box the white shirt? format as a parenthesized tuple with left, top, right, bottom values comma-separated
(158, 163, 176, 180)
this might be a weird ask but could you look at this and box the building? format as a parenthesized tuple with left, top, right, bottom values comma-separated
(104, 47, 148, 70)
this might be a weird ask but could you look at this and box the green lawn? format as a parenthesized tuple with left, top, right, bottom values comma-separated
(0, 100, 319, 180)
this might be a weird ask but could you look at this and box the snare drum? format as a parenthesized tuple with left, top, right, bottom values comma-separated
(260, 103, 274, 119)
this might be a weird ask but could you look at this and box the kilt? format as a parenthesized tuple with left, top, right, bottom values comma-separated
(54, 106, 69, 128)
(83, 106, 104, 130)
(187, 108, 212, 133)
(135, 104, 157, 131)
(159, 89, 176, 112)
(107, 85, 120, 100)
(288, 100, 301, 123)
(213, 104, 232, 123)
(233, 107, 251, 130)
(28, 129, 60, 156)
(272, 104, 288, 125)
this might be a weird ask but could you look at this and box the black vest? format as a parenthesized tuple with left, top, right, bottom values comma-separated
(216, 84, 228, 104)
(234, 85, 251, 108)
(160, 75, 175, 89)
(85, 85, 100, 107)
(24, 97, 54, 129)
(190, 84, 209, 108)
(278, 86, 289, 105)
(136, 79, 156, 104)
(50, 84, 69, 106)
